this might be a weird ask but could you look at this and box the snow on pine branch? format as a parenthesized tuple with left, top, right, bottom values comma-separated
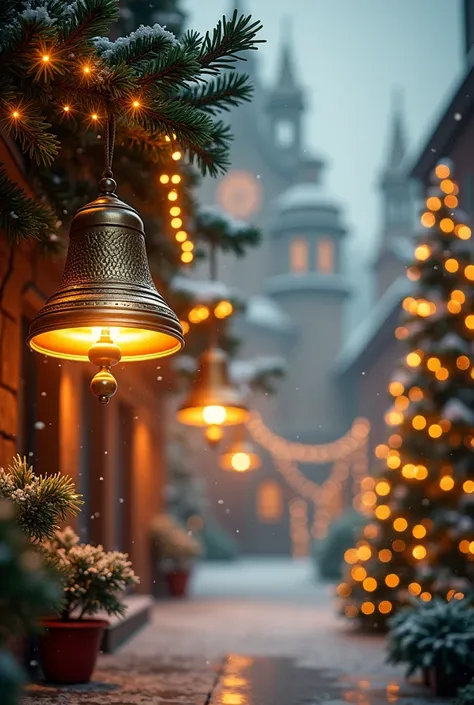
(230, 356, 286, 386)
(92, 23, 178, 58)
(442, 399, 474, 425)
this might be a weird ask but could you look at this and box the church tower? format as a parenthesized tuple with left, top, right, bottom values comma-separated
(374, 90, 414, 297)
(265, 22, 305, 172)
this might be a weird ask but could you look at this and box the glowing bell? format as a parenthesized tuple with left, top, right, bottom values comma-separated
(27, 177, 184, 403)
(205, 424, 224, 447)
(219, 428, 261, 472)
(176, 347, 248, 427)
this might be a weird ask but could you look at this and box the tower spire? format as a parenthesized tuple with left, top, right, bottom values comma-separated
(275, 17, 300, 93)
(385, 88, 406, 172)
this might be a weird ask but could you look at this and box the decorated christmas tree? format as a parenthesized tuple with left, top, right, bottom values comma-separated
(338, 161, 474, 627)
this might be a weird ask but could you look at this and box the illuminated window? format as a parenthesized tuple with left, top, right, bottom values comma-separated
(257, 481, 283, 523)
(276, 120, 295, 148)
(290, 237, 308, 273)
(317, 238, 334, 273)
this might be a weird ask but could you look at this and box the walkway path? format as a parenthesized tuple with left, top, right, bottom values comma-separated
(24, 559, 447, 704)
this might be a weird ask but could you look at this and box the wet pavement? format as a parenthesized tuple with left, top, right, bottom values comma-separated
(23, 559, 451, 705)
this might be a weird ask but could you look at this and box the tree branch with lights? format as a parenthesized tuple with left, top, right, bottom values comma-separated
(0, 0, 264, 243)
(338, 162, 474, 628)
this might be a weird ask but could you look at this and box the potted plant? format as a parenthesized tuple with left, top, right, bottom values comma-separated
(150, 514, 202, 598)
(387, 597, 474, 696)
(39, 527, 138, 684)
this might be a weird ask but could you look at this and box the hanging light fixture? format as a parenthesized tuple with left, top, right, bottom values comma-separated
(205, 424, 224, 447)
(219, 426, 261, 472)
(27, 117, 184, 403)
(176, 238, 248, 429)
(176, 347, 248, 427)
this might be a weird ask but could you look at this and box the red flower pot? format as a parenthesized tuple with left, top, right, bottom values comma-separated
(38, 619, 108, 684)
(165, 570, 190, 598)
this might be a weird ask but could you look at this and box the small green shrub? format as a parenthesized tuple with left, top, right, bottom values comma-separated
(457, 678, 474, 705)
(313, 511, 366, 580)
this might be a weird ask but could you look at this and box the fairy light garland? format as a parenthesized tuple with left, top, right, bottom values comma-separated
(178, 300, 235, 337)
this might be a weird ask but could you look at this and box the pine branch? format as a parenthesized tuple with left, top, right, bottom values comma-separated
(180, 72, 253, 115)
(93, 23, 177, 67)
(59, 0, 120, 53)
(198, 11, 264, 74)
(3, 105, 60, 165)
(0, 166, 56, 242)
(138, 43, 200, 89)
(133, 97, 215, 148)
(186, 120, 233, 177)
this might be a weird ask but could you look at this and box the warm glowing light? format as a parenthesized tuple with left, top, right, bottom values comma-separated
(231, 452, 252, 472)
(420, 592, 432, 602)
(379, 601, 392, 615)
(351, 566, 367, 581)
(181, 252, 193, 264)
(388, 433, 402, 448)
(375, 481, 390, 496)
(42, 54, 50, 62)
(408, 582, 422, 596)
(171, 174, 181, 184)
(420, 212, 435, 228)
(160, 174, 170, 184)
(361, 602, 375, 615)
(132, 100, 141, 108)
(426, 196, 442, 211)
(83, 65, 91, 74)
(445, 258, 459, 273)
(428, 424, 442, 439)
(394, 395, 409, 411)
(364, 524, 378, 539)
(389, 381, 404, 397)
(409, 387, 423, 402)
(393, 518, 408, 532)
(412, 415, 427, 430)
(413, 545, 427, 560)
(465, 315, 474, 330)
(435, 367, 449, 381)
(470, 541, 474, 555)
(385, 574, 400, 588)
(435, 163, 450, 179)
(362, 577, 377, 592)
(375, 444, 388, 459)
(395, 326, 408, 340)
(337, 583, 352, 597)
(402, 464, 416, 479)
(440, 475, 454, 491)
(182, 241, 194, 252)
(361, 491, 377, 507)
(179, 320, 190, 335)
(386, 456, 401, 470)
(171, 217, 183, 228)
(63, 105, 70, 113)
(392, 539, 405, 552)
(214, 301, 233, 319)
(427, 357, 441, 372)
(458, 225, 472, 240)
(413, 524, 427, 539)
(385, 411, 404, 427)
(414, 245, 431, 261)
(202, 405, 227, 425)
(459, 540, 470, 553)
(172, 150, 182, 160)
(357, 545, 372, 561)
(345, 605, 358, 618)
(12, 110, 20, 119)
(344, 548, 358, 565)
(415, 465, 428, 480)
(406, 352, 422, 367)
(175, 230, 187, 242)
(463, 480, 474, 494)
(379, 549, 392, 563)
(440, 179, 454, 194)
(170, 206, 181, 216)
(168, 190, 178, 201)
(406, 267, 420, 281)
(465, 265, 474, 281)
(440, 218, 454, 233)
(445, 194, 458, 208)
(375, 505, 390, 520)
(457, 355, 470, 370)
(91, 113, 98, 121)
(447, 299, 462, 314)
(188, 306, 210, 323)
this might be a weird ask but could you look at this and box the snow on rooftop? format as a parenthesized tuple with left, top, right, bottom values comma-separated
(171, 276, 240, 303)
(245, 296, 293, 332)
(276, 182, 340, 213)
(197, 205, 254, 237)
(230, 356, 286, 386)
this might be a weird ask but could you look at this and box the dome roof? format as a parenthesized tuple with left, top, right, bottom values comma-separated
(276, 182, 340, 213)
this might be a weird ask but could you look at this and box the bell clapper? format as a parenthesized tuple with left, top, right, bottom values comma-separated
(88, 328, 122, 404)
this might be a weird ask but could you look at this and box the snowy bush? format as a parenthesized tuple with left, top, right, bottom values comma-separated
(42, 527, 138, 620)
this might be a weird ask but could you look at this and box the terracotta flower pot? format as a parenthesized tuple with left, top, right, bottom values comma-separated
(165, 569, 190, 598)
(38, 619, 108, 684)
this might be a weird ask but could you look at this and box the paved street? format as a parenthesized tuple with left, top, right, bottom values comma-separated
(25, 559, 449, 704)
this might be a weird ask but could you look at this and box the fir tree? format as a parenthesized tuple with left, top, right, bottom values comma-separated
(0, 0, 264, 243)
(338, 162, 474, 628)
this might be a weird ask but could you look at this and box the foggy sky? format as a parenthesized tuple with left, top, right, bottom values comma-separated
(184, 0, 462, 260)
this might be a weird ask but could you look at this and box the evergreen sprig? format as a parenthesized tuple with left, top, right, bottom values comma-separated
(0, 165, 56, 242)
(181, 72, 253, 116)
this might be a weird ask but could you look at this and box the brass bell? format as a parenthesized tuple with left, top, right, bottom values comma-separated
(176, 347, 249, 427)
(28, 176, 184, 403)
(219, 427, 261, 472)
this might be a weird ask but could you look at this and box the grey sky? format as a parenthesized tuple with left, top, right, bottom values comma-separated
(184, 0, 462, 258)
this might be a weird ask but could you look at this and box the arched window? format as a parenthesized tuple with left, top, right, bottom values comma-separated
(317, 238, 334, 273)
(257, 481, 283, 523)
(290, 237, 308, 273)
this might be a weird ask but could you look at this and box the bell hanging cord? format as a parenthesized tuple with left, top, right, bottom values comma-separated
(88, 114, 122, 404)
